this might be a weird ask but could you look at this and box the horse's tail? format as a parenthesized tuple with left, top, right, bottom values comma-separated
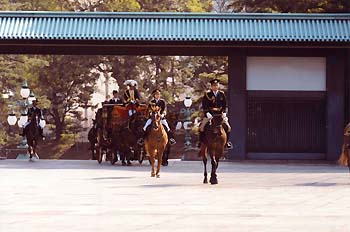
(338, 144, 349, 166)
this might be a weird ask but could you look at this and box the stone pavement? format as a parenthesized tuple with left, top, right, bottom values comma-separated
(1, 159, 350, 232)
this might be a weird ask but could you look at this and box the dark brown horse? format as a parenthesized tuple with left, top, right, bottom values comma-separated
(161, 111, 179, 166)
(145, 107, 168, 178)
(200, 114, 226, 184)
(339, 122, 350, 173)
(24, 117, 41, 162)
(87, 119, 97, 160)
(117, 112, 147, 165)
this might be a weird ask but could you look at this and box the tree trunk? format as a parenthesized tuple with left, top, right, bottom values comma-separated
(53, 108, 64, 140)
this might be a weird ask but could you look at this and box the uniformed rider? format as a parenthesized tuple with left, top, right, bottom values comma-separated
(137, 89, 176, 146)
(198, 79, 233, 149)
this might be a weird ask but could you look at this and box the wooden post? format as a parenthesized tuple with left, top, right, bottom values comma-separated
(326, 50, 345, 161)
(228, 49, 247, 160)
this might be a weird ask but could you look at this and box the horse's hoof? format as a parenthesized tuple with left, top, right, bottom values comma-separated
(122, 162, 127, 166)
(203, 179, 208, 184)
(156, 174, 160, 178)
(127, 162, 132, 166)
(210, 179, 218, 185)
(151, 174, 155, 177)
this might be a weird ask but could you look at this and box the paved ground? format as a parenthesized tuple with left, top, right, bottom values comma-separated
(1, 159, 350, 232)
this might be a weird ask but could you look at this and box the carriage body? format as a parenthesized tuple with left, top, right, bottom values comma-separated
(94, 103, 148, 164)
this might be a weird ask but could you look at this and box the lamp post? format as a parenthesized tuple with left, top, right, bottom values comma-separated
(179, 97, 195, 151)
(4, 80, 44, 149)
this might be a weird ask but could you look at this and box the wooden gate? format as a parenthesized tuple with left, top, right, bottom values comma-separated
(247, 92, 326, 154)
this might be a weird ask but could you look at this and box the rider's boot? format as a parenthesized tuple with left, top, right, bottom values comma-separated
(225, 131, 233, 150)
(137, 128, 148, 146)
(20, 126, 27, 137)
(197, 131, 204, 148)
(39, 127, 45, 140)
(167, 130, 176, 146)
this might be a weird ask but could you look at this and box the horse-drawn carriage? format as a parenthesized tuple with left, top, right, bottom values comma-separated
(90, 103, 148, 165)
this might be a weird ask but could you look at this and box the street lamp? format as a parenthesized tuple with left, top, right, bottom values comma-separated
(7, 111, 17, 126)
(4, 80, 45, 150)
(179, 96, 195, 151)
(20, 80, 30, 99)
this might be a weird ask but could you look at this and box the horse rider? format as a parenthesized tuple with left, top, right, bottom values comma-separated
(109, 89, 123, 105)
(123, 80, 141, 116)
(21, 99, 45, 139)
(198, 79, 233, 149)
(137, 89, 176, 146)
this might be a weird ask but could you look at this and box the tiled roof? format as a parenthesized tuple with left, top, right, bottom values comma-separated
(0, 11, 349, 42)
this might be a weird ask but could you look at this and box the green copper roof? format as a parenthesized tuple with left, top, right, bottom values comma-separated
(0, 11, 349, 42)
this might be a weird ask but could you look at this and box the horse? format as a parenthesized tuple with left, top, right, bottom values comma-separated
(200, 114, 227, 184)
(109, 103, 147, 165)
(161, 111, 178, 166)
(339, 122, 350, 173)
(24, 117, 41, 162)
(144, 106, 168, 178)
(116, 113, 146, 165)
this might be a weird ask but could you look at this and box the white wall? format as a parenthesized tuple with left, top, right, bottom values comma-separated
(247, 57, 326, 91)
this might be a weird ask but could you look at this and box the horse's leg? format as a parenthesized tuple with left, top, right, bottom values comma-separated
(202, 145, 208, 184)
(28, 146, 33, 159)
(126, 147, 132, 166)
(347, 148, 350, 174)
(162, 144, 169, 166)
(150, 154, 155, 177)
(156, 149, 162, 178)
(210, 154, 218, 185)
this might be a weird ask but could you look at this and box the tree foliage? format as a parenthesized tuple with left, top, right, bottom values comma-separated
(35, 55, 101, 140)
(220, 0, 350, 13)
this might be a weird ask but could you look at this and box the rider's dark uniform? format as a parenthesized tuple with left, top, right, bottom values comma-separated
(24, 105, 44, 138)
(148, 98, 166, 115)
(199, 79, 232, 149)
(202, 90, 227, 116)
(137, 89, 176, 146)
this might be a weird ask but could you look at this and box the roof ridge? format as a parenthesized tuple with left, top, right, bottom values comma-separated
(0, 11, 349, 20)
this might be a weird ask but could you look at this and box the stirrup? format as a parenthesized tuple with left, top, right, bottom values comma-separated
(169, 138, 176, 145)
(137, 138, 144, 146)
(226, 141, 233, 150)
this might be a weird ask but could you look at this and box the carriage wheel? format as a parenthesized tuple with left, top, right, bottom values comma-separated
(96, 146, 103, 164)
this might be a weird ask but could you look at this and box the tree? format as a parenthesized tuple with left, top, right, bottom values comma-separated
(226, 0, 350, 13)
(36, 55, 101, 140)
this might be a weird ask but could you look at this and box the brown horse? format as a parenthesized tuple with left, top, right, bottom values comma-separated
(24, 117, 41, 162)
(339, 122, 350, 172)
(144, 107, 168, 178)
(200, 114, 226, 184)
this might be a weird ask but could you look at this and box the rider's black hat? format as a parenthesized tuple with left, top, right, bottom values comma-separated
(209, 79, 220, 85)
(112, 90, 118, 94)
(152, 89, 161, 95)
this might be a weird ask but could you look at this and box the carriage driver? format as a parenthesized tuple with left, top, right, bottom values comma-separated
(198, 79, 233, 149)
(123, 80, 141, 116)
(137, 89, 176, 146)
(21, 99, 45, 139)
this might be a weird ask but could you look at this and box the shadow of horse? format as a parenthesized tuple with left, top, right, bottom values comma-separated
(339, 122, 350, 173)
(145, 108, 168, 178)
(200, 114, 226, 184)
(24, 118, 41, 161)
